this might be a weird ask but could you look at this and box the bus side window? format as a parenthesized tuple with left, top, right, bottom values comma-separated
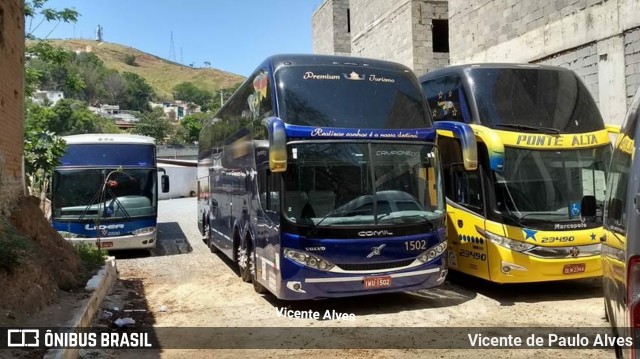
(451, 165, 484, 215)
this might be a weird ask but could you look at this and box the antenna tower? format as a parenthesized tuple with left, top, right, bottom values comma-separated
(169, 31, 176, 61)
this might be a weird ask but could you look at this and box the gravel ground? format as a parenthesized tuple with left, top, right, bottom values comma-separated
(89, 197, 614, 359)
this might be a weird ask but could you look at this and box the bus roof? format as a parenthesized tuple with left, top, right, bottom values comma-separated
(419, 62, 574, 79)
(263, 53, 414, 73)
(62, 134, 156, 145)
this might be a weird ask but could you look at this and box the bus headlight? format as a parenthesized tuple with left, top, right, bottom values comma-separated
(131, 227, 155, 235)
(476, 226, 535, 252)
(418, 241, 447, 263)
(283, 248, 335, 271)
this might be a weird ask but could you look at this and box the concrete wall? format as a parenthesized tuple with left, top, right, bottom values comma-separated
(312, 0, 449, 74)
(0, 0, 25, 214)
(412, 0, 449, 75)
(158, 164, 196, 200)
(350, 0, 415, 69)
(312, 0, 351, 55)
(449, 0, 640, 125)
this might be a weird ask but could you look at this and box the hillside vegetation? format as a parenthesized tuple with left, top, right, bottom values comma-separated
(46, 39, 245, 100)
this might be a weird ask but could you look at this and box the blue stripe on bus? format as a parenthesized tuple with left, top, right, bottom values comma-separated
(284, 124, 437, 141)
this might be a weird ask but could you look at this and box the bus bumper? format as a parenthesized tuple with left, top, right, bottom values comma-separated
(488, 243, 602, 283)
(64, 230, 157, 251)
(276, 257, 447, 300)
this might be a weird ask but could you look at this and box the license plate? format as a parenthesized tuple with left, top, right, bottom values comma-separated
(99, 241, 113, 249)
(563, 263, 585, 274)
(363, 275, 392, 289)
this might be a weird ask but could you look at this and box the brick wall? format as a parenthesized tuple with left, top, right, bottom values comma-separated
(350, 0, 414, 68)
(534, 43, 600, 105)
(312, 0, 449, 74)
(0, 0, 25, 212)
(449, 0, 640, 125)
(312, 0, 351, 55)
(626, 28, 640, 105)
(412, 0, 449, 75)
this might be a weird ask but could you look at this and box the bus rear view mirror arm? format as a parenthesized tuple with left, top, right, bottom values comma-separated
(434, 121, 478, 171)
(262, 117, 287, 173)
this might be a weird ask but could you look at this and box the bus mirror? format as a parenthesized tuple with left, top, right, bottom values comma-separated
(262, 117, 287, 172)
(580, 195, 596, 218)
(434, 121, 478, 171)
(161, 175, 170, 193)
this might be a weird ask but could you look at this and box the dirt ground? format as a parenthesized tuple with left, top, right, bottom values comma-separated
(0, 196, 82, 316)
(83, 198, 613, 359)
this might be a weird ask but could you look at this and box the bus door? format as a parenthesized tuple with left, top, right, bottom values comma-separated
(446, 164, 491, 280)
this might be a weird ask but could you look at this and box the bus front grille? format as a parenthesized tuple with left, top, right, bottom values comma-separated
(336, 258, 415, 271)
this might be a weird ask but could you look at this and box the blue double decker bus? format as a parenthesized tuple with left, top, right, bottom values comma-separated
(52, 134, 169, 251)
(197, 54, 476, 299)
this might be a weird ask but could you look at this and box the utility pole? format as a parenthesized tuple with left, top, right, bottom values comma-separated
(220, 90, 224, 106)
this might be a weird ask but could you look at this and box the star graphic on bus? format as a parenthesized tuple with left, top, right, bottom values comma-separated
(590, 232, 597, 241)
(523, 228, 537, 241)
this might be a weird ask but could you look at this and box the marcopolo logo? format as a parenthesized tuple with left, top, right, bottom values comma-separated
(85, 224, 125, 231)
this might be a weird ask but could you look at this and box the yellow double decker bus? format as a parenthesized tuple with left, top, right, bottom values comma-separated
(420, 64, 616, 283)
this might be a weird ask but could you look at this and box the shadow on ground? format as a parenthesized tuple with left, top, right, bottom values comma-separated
(110, 222, 193, 260)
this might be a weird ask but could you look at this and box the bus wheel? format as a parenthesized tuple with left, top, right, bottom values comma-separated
(237, 237, 252, 283)
(250, 246, 268, 294)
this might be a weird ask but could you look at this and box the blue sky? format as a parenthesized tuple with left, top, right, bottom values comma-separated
(31, 0, 325, 77)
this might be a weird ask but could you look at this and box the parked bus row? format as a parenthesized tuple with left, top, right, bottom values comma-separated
(194, 54, 619, 300)
(48, 53, 640, 355)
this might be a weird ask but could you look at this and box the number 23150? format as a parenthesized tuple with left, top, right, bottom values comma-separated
(404, 240, 427, 251)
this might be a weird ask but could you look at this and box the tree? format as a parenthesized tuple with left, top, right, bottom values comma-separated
(26, 99, 120, 136)
(25, 0, 79, 40)
(172, 82, 212, 107)
(103, 71, 126, 104)
(121, 72, 154, 112)
(23, 0, 80, 201)
(133, 108, 173, 143)
(23, 130, 66, 207)
(124, 54, 137, 66)
(179, 113, 208, 144)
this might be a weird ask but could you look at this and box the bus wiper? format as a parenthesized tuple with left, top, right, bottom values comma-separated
(305, 207, 343, 238)
(377, 213, 436, 228)
(494, 123, 560, 135)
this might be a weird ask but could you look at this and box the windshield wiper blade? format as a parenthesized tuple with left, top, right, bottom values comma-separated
(377, 213, 436, 227)
(494, 123, 560, 135)
(305, 207, 343, 238)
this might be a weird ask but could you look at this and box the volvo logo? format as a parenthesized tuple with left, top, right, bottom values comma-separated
(358, 230, 394, 237)
(569, 246, 580, 258)
(366, 244, 386, 258)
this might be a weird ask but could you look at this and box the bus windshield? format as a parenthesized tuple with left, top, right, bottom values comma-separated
(281, 142, 444, 227)
(495, 145, 611, 222)
(276, 66, 430, 129)
(467, 68, 604, 133)
(52, 169, 157, 220)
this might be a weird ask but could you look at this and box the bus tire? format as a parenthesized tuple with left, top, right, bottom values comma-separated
(251, 245, 268, 294)
(237, 236, 252, 283)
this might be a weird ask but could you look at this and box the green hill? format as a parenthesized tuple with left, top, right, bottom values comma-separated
(47, 39, 245, 100)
